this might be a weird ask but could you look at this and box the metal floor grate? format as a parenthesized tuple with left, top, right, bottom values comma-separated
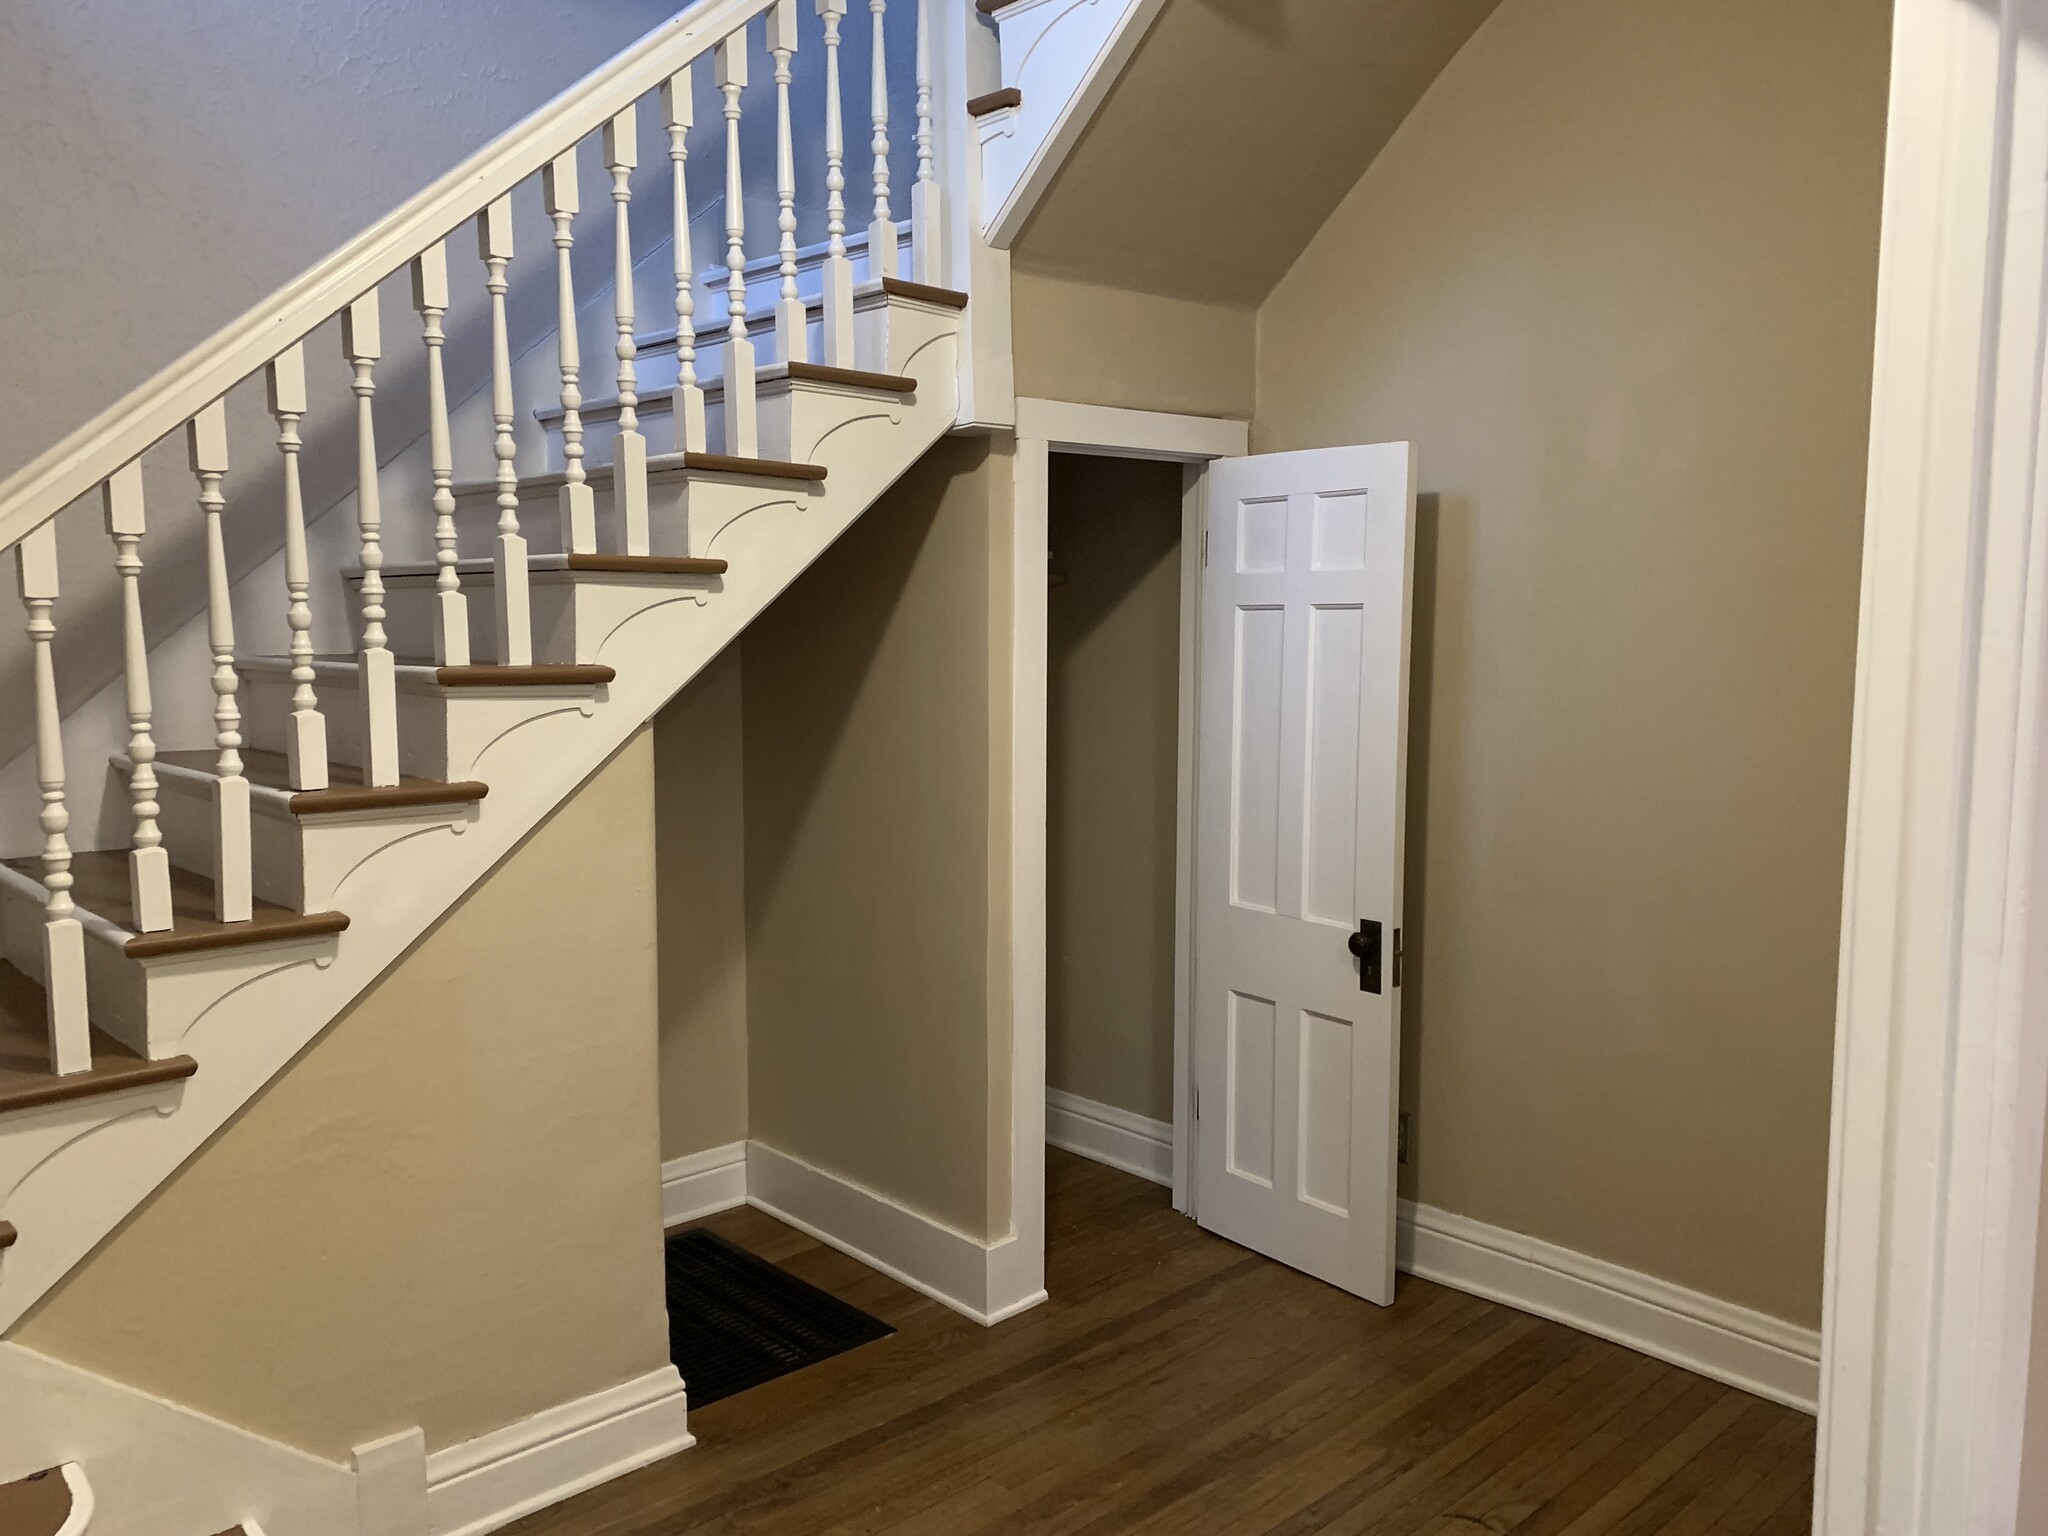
(664, 1228, 895, 1406)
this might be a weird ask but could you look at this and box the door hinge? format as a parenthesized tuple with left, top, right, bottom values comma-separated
(1393, 927, 1404, 988)
(1201, 528, 1209, 566)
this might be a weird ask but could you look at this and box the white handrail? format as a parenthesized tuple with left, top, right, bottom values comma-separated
(0, 0, 777, 555)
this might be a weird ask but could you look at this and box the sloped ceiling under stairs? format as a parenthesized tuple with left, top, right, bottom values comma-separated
(1010, 0, 1505, 307)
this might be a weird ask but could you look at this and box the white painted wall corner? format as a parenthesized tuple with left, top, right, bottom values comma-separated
(660, 1142, 750, 1226)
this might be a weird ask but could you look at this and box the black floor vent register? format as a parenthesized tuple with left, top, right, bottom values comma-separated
(664, 1228, 895, 1406)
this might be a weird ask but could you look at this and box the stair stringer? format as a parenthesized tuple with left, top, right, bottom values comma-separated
(976, 0, 1165, 247)
(0, 1341, 357, 1536)
(0, 316, 961, 1340)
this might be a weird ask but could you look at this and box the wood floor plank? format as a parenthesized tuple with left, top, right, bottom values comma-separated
(511, 1151, 1812, 1536)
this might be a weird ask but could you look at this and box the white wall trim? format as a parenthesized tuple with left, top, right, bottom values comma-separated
(1817, 0, 2048, 1529)
(1044, 1089, 1172, 1186)
(53, 1466, 94, 1536)
(1398, 1201, 1821, 1415)
(424, 1367, 693, 1536)
(661, 1142, 750, 1227)
(1014, 397, 1249, 462)
(1011, 399, 1243, 1249)
(744, 1140, 1046, 1327)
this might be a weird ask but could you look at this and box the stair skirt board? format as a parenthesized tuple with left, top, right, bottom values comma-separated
(1038, 1091, 1820, 1414)
(662, 1141, 1047, 1328)
(0, 1341, 359, 1536)
(1043, 1089, 1172, 1186)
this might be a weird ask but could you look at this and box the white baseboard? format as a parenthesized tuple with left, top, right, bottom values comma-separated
(1044, 1089, 1173, 1186)
(1039, 1115, 1821, 1414)
(425, 1367, 693, 1536)
(1397, 1201, 1822, 1413)
(661, 1142, 749, 1226)
(745, 1140, 1046, 1327)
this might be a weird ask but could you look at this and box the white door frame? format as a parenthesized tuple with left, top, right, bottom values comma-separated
(1009, 399, 1248, 1248)
(1818, 0, 2048, 1529)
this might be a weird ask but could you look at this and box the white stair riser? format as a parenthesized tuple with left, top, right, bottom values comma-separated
(147, 764, 481, 915)
(0, 868, 341, 1058)
(242, 668, 459, 783)
(362, 572, 713, 668)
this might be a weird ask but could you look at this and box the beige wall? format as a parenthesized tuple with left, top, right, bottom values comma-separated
(1012, 271, 1255, 422)
(1047, 454, 1184, 1123)
(654, 648, 751, 1161)
(742, 434, 1015, 1242)
(15, 734, 671, 1460)
(1253, 0, 1889, 1326)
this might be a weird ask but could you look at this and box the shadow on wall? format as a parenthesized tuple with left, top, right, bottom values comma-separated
(1398, 490, 1442, 1204)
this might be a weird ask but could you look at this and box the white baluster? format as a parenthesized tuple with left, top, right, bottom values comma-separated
(605, 108, 651, 556)
(344, 292, 400, 790)
(412, 244, 470, 667)
(912, 0, 942, 283)
(719, 27, 759, 456)
(102, 463, 173, 934)
(191, 402, 252, 923)
(771, 0, 806, 364)
(17, 524, 89, 1074)
(544, 152, 598, 555)
(869, 0, 899, 279)
(817, 0, 857, 366)
(665, 69, 709, 455)
(480, 197, 533, 667)
(267, 344, 331, 788)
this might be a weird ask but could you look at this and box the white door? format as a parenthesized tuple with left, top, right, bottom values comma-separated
(1192, 443, 1416, 1303)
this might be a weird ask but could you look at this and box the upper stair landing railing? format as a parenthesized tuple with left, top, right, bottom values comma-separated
(0, 0, 955, 1085)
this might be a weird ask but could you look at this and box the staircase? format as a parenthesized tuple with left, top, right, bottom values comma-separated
(0, 0, 981, 1528)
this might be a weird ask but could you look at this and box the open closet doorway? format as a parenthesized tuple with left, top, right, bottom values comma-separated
(1013, 401, 1419, 1309)
(1042, 450, 1189, 1187)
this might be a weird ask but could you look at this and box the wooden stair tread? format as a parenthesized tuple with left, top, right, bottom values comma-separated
(158, 749, 489, 817)
(968, 87, 1022, 116)
(781, 361, 919, 394)
(681, 451, 829, 482)
(878, 276, 970, 311)
(433, 662, 617, 688)
(455, 451, 826, 500)
(0, 1468, 74, 1536)
(974, 0, 1019, 12)
(565, 553, 728, 577)
(0, 963, 197, 1114)
(0, 1220, 16, 1249)
(4, 851, 349, 959)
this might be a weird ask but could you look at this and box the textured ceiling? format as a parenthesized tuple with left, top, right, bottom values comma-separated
(1010, 0, 1505, 307)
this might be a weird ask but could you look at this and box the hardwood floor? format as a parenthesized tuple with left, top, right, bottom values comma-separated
(513, 1150, 1815, 1535)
